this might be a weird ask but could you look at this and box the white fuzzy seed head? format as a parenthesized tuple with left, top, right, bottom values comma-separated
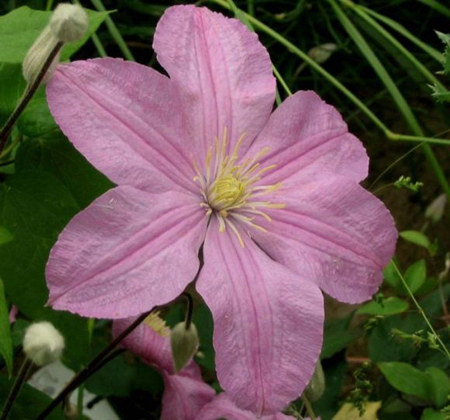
(50, 4, 88, 43)
(23, 322, 65, 367)
(22, 26, 60, 84)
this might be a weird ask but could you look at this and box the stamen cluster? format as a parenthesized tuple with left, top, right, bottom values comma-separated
(193, 130, 283, 246)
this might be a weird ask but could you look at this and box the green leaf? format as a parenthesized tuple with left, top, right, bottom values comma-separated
(383, 260, 402, 291)
(404, 260, 426, 294)
(0, 63, 27, 126)
(0, 6, 108, 64)
(0, 226, 13, 246)
(357, 297, 409, 316)
(0, 171, 90, 369)
(379, 363, 450, 406)
(399, 230, 431, 249)
(15, 133, 113, 208)
(369, 313, 424, 362)
(421, 408, 445, 420)
(0, 278, 13, 375)
(378, 362, 429, 401)
(17, 96, 58, 137)
(321, 314, 360, 359)
(0, 372, 65, 420)
(425, 367, 450, 407)
(193, 303, 215, 371)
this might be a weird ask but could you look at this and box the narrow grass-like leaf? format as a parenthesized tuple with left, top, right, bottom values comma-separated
(328, 0, 449, 196)
(360, 6, 442, 63)
(0, 278, 13, 376)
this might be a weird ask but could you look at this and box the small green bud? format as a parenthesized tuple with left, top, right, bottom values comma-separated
(308, 43, 337, 64)
(305, 361, 325, 402)
(425, 193, 447, 223)
(170, 322, 199, 373)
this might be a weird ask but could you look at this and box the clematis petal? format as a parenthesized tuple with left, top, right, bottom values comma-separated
(161, 372, 216, 420)
(46, 186, 207, 318)
(197, 219, 324, 415)
(253, 177, 397, 304)
(113, 315, 203, 377)
(113, 316, 173, 373)
(247, 91, 368, 186)
(196, 394, 297, 420)
(47, 58, 196, 194)
(113, 317, 215, 420)
(153, 5, 276, 157)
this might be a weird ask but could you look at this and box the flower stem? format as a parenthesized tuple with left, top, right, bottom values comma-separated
(36, 310, 152, 420)
(301, 394, 317, 420)
(0, 358, 33, 420)
(391, 261, 450, 360)
(0, 41, 63, 155)
(89, 0, 135, 61)
(183, 292, 194, 330)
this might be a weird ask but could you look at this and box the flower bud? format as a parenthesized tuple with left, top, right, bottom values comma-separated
(170, 321, 199, 373)
(308, 43, 337, 64)
(22, 27, 60, 85)
(23, 322, 65, 366)
(50, 4, 89, 43)
(425, 193, 447, 223)
(304, 361, 325, 402)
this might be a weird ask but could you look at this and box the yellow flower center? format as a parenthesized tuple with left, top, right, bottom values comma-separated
(144, 312, 170, 337)
(193, 130, 284, 246)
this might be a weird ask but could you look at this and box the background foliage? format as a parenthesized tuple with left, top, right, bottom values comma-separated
(0, 0, 449, 419)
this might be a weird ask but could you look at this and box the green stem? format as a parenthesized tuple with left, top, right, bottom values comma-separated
(360, 6, 442, 62)
(369, 143, 423, 190)
(392, 261, 450, 360)
(89, 0, 135, 61)
(0, 42, 63, 154)
(36, 310, 151, 420)
(72, 0, 107, 57)
(210, 0, 450, 195)
(0, 358, 33, 420)
(329, 0, 450, 196)
(90, 33, 107, 57)
(301, 394, 317, 420)
(272, 65, 292, 96)
(341, 0, 444, 89)
(418, 0, 450, 18)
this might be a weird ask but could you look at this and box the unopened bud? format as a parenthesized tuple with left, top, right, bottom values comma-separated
(305, 361, 325, 402)
(170, 322, 199, 373)
(23, 322, 65, 366)
(22, 27, 60, 84)
(425, 193, 447, 223)
(50, 4, 88, 43)
(308, 43, 337, 64)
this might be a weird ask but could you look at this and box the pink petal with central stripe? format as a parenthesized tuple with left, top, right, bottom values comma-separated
(197, 218, 324, 415)
(161, 372, 215, 420)
(113, 317, 215, 420)
(196, 394, 297, 420)
(253, 177, 397, 304)
(46, 186, 207, 318)
(47, 58, 196, 194)
(153, 5, 276, 158)
(113, 317, 173, 373)
(246, 91, 368, 186)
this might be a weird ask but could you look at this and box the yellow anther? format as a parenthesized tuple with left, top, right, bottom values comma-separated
(192, 129, 284, 246)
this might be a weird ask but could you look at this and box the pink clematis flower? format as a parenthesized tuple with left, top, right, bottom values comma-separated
(114, 313, 215, 420)
(196, 394, 298, 420)
(45, 5, 397, 415)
